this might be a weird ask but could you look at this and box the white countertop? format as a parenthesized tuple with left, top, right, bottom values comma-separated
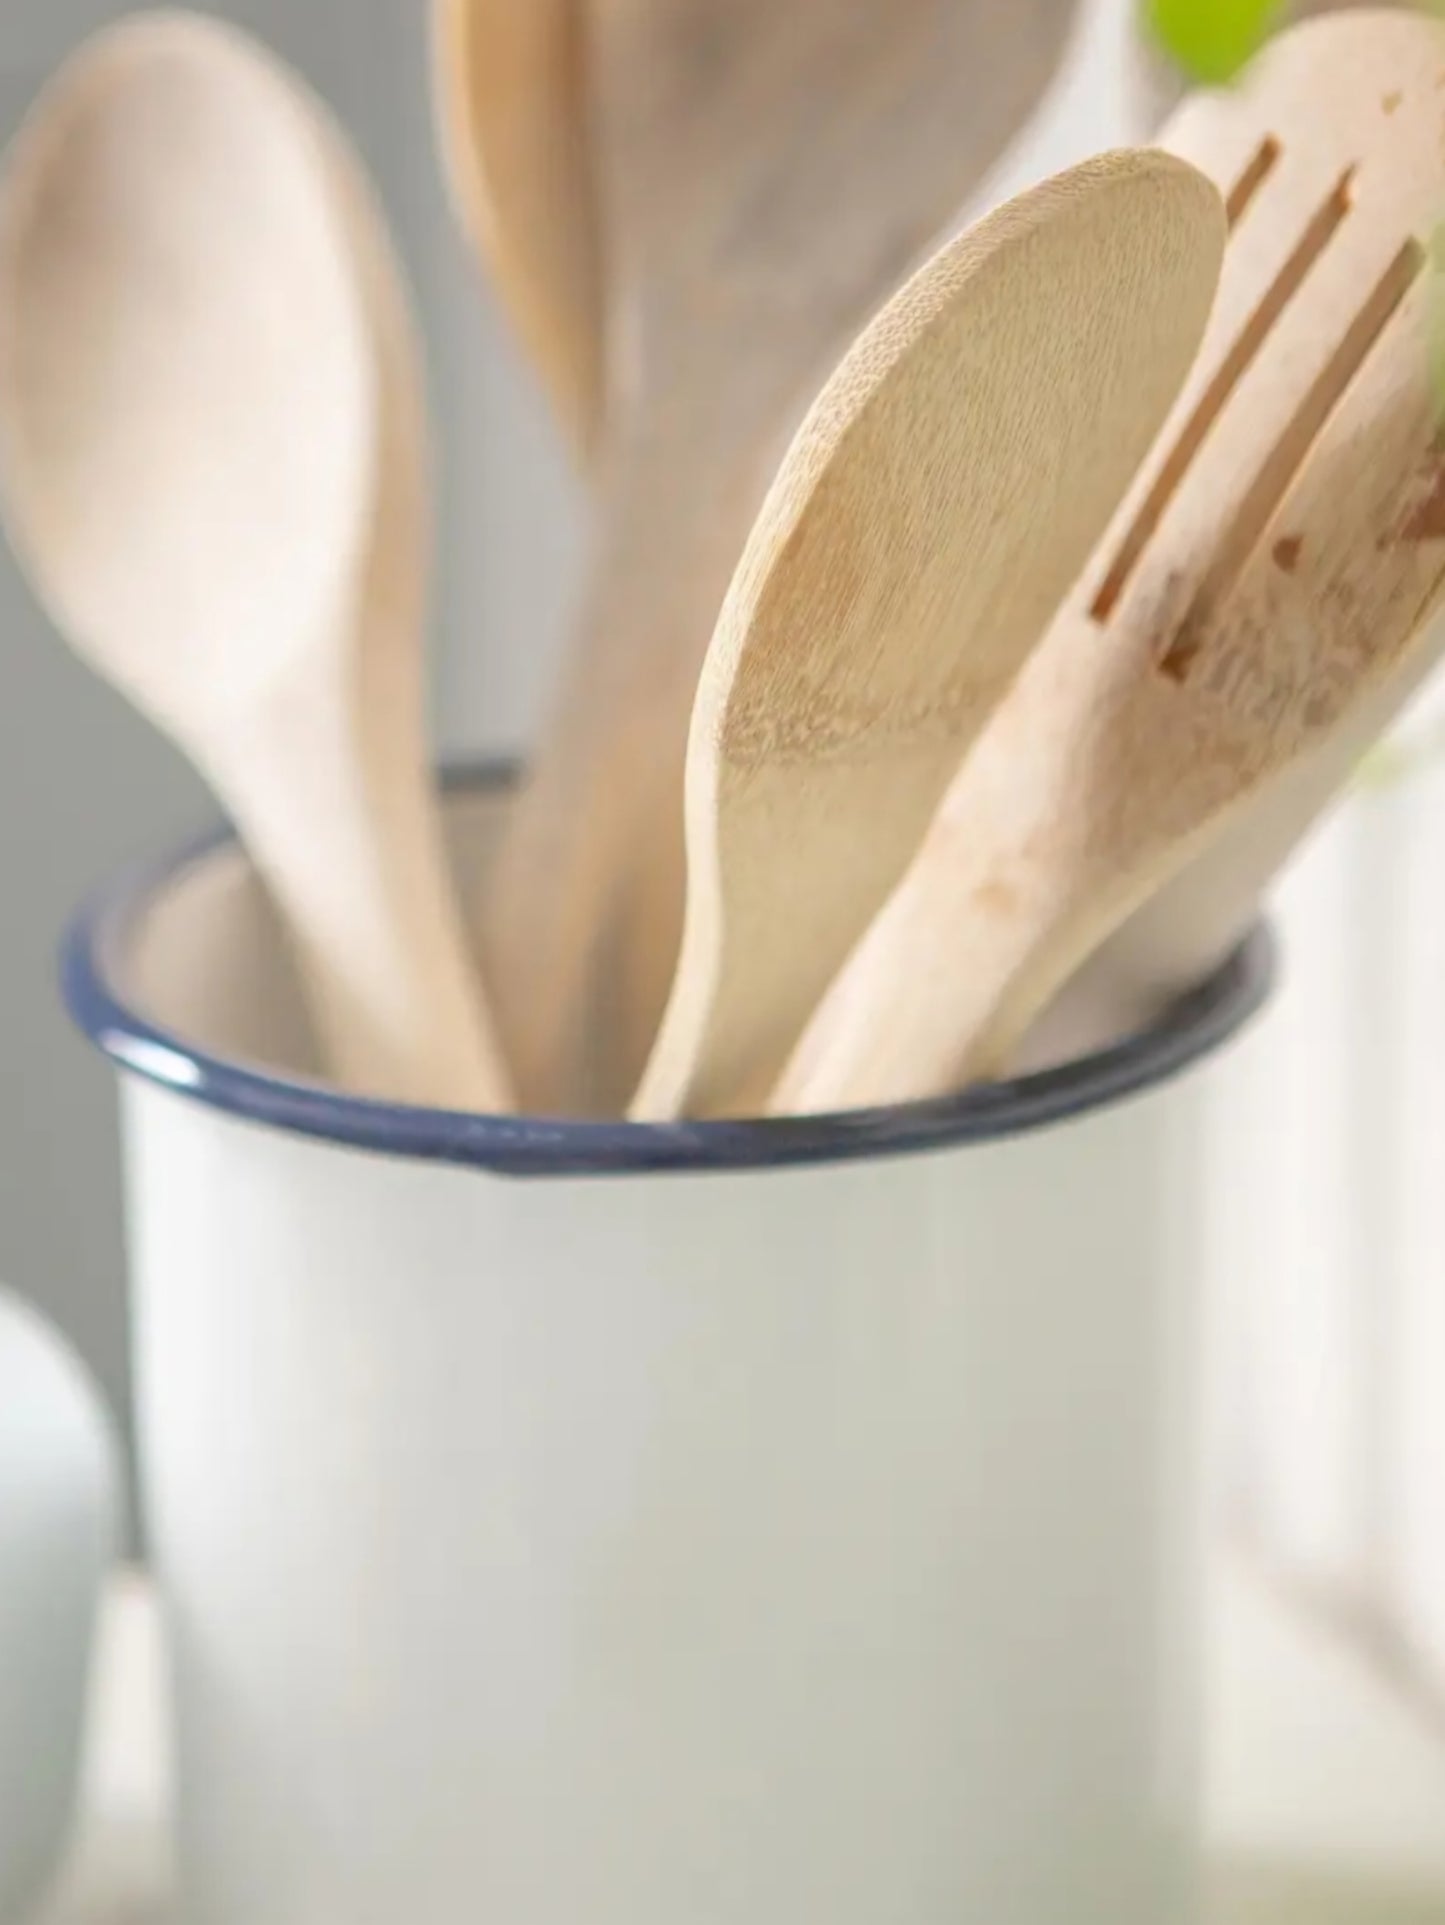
(37, 1556, 1445, 1925)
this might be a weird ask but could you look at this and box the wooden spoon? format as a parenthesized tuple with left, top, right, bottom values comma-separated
(0, 12, 512, 1111)
(1027, 6, 1445, 1068)
(776, 9, 1445, 1114)
(434, 0, 600, 457)
(630, 151, 1226, 1120)
(483, 0, 1085, 1115)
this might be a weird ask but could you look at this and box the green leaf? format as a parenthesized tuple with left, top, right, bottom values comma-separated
(1144, 0, 1291, 84)
(1356, 738, 1419, 793)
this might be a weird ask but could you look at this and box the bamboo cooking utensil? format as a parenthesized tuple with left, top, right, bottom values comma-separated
(776, 7, 1445, 1115)
(630, 151, 1226, 1121)
(1023, 637, 1445, 1072)
(1028, 6, 1445, 1069)
(482, 0, 1085, 1115)
(0, 12, 512, 1112)
(434, 0, 600, 458)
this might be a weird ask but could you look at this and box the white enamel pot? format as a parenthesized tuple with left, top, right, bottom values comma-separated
(62, 768, 1272, 1925)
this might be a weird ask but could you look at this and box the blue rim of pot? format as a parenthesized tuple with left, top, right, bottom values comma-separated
(60, 763, 1275, 1178)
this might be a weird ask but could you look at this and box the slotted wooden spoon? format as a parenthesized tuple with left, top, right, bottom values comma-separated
(1029, 6, 1445, 1067)
(482, 0, 1084, 1115)
(630, 151, 1225, 1120)
(434, 0, 600, 457)
(776, 8, 1445, 1114)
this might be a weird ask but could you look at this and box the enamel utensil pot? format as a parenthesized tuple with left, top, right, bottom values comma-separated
(62, 772, 1271, 1925)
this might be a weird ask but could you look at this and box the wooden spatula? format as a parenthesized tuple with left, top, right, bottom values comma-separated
(482, 0, 1084, 1115)
(629, 151, 1225, 1120)
(776, 7, 1445, 1114)
(434, 0, 600, 458)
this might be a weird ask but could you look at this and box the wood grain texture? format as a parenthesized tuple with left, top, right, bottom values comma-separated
(776, 9, 1445, 1114)
(0, 13, 512, 1111)
(481, 0, 1084, 1115)
(434, 0, 600, 456)
(629, 151, 1226, 1120)
(1031, 6, 1445, 1068)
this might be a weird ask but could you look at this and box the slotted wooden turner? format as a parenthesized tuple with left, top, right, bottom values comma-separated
(777, 7, 1445, 1113)
(1031, 7, 1445, 1066)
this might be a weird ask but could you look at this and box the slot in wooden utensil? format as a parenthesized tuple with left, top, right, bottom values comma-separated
(777, 9, 1445, 1113)
(1032, 8, 1445, 1070)
(631, 150, 1225, 1120)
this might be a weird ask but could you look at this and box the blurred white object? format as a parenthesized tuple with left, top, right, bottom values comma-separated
(1209, 1560, 1445, 1923)
(1204, 808, 1377, 1593)
(1358, 658, 1445, 1711)
(0, 1289, 117, 1923)
(1200, 624, 1445, 1714)
(1383, 686, 1445, 1697)
(35, 1575, 172, 1925)
(1113, 0, 1445, 1731)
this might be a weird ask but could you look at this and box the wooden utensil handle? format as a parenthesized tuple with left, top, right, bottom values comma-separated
(208, 674, 511, 1112)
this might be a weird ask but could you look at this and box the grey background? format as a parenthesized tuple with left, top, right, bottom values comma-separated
(0, 0, 1127, 1462)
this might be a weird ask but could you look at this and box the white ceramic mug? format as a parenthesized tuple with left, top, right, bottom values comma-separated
(0, 1289, 117, 1923)
(63, 771, 1271, 1925)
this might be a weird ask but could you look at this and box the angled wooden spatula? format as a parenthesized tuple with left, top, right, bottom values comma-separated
(1031, 5, 1445, 1067)
(482, 0, 1086, 1114)
(630, 150, 1226, 1119)
(777, 8, 1445, 1114)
